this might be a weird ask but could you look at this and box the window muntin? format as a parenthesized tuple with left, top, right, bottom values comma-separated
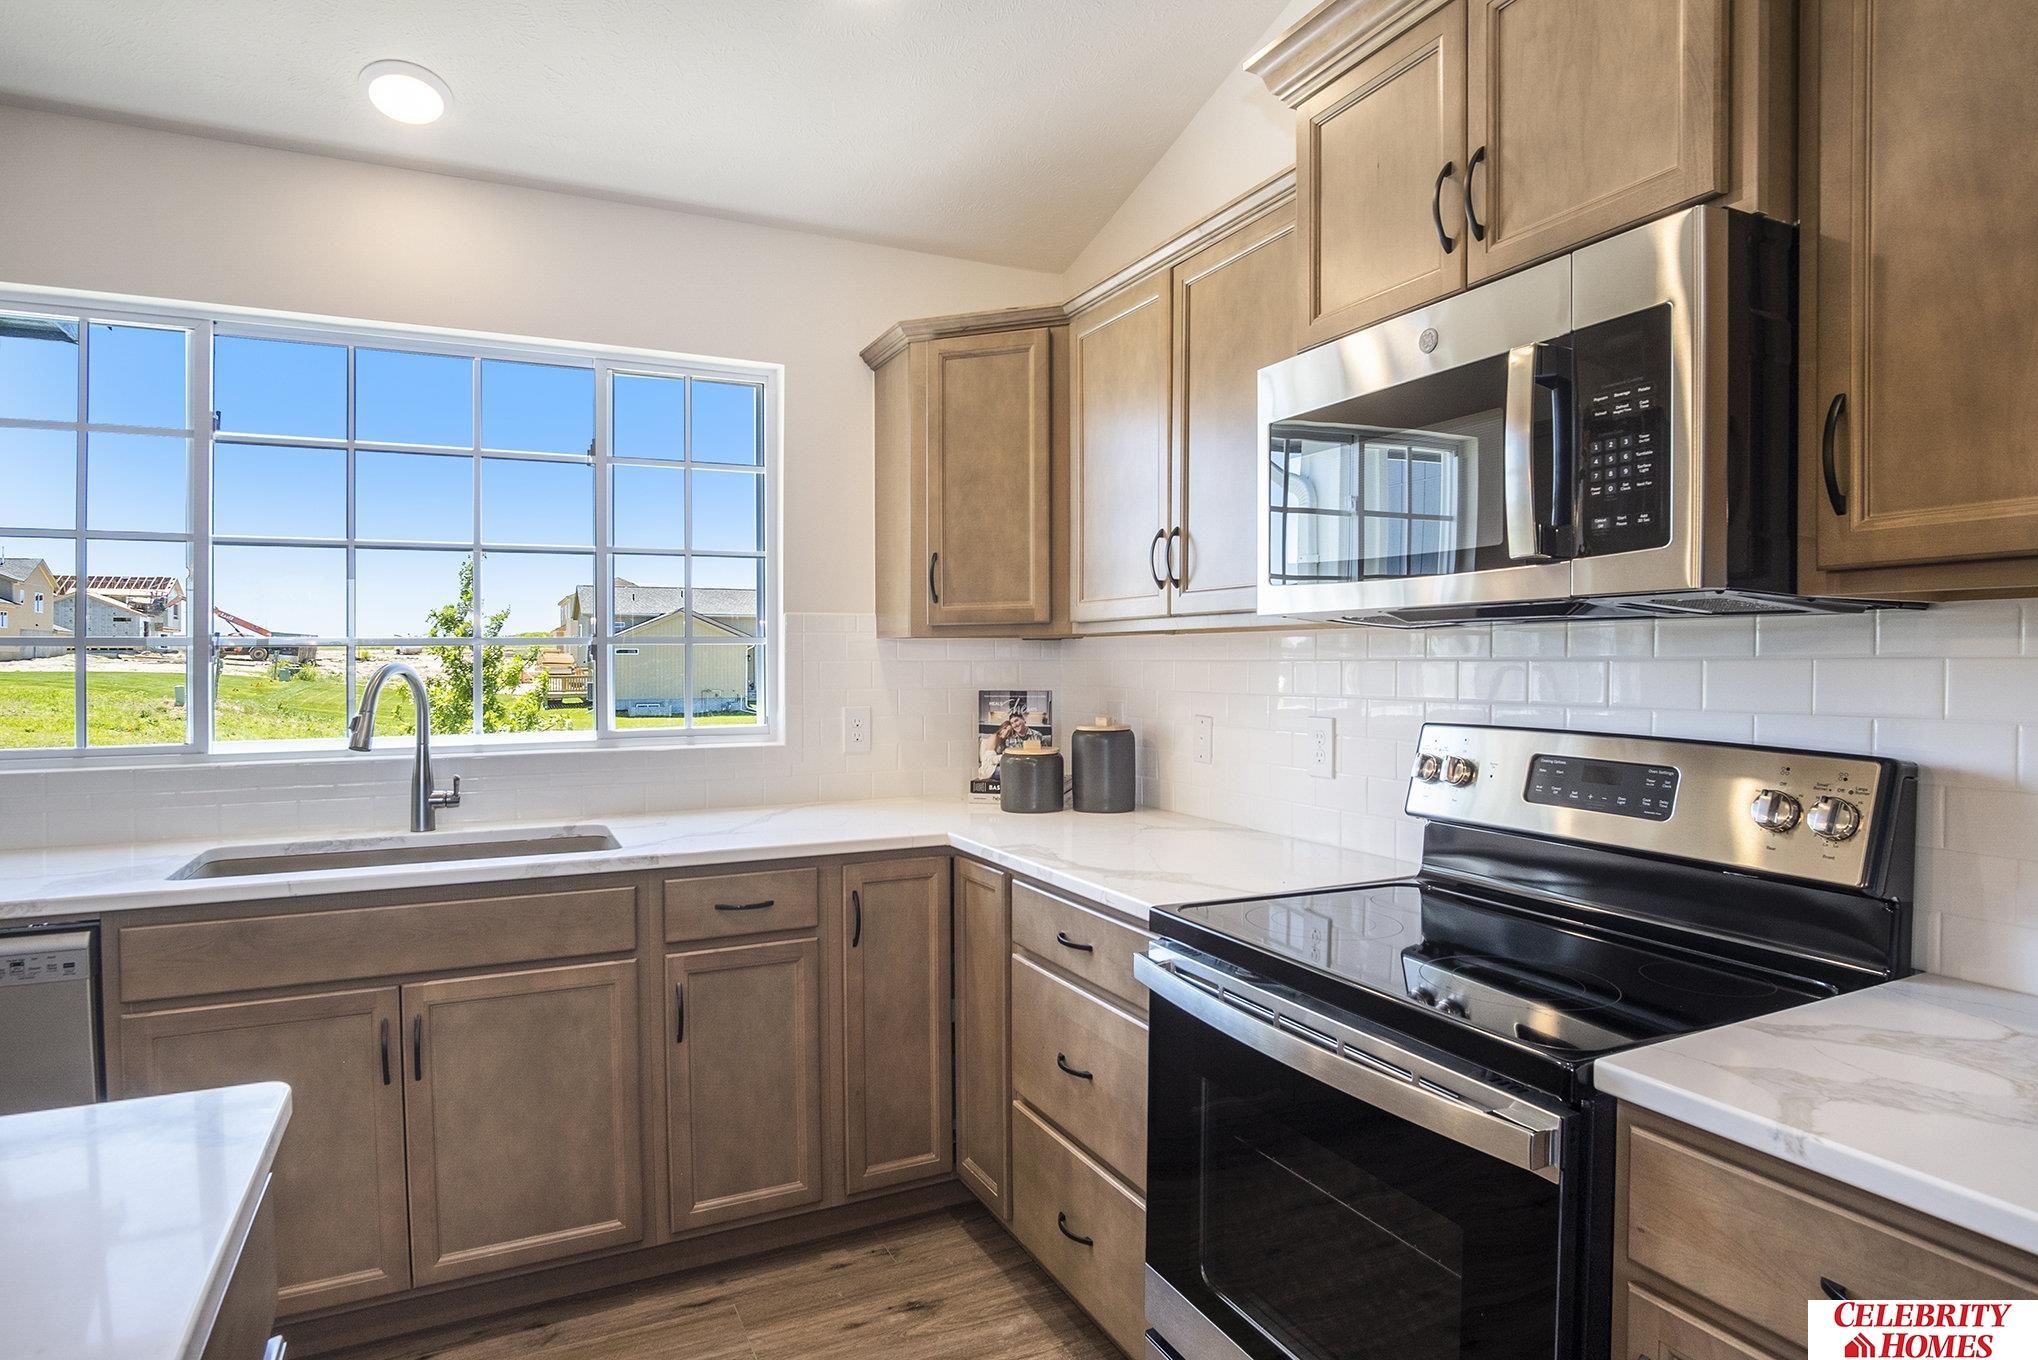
(0, 296, 774, 757)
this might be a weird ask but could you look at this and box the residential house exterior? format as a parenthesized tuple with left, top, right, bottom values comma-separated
(556, 580, 758, 716)
(0, 557, 67, 660)
(54, 590, 156, 641)
(53, 574, 185, 635)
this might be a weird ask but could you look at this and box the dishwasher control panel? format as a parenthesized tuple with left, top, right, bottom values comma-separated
(1, 933, 90, 986)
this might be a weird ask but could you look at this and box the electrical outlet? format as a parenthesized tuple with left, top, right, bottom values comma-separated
(1194, 714, 1214, 765)
(843, 705, 872, 754)
(1307, 716, 1335, 778)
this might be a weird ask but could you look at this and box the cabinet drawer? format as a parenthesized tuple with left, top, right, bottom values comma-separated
(663, 866, 819, 942)
(1011, 954, 1146, 1190)
(1626, 1285, 1783, 1360)
(120, 885, 638, 1002)
(1626, 1122, 2035, 1349)
(1010, 880, 1149, 1011)
(1010, 1099, 1147, 1356)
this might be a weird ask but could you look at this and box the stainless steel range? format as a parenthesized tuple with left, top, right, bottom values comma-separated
(1139, 724, 1917, 1360)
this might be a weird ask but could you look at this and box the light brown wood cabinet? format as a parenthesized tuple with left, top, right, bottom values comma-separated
(866, 313, 1069, 638)
(120, 988, 412, 1314)
(665, 938, 823, 1232)
(954, 858, 1013, 1219)
(401, 960, 645, 1286)
(840, 856, 954, 1193)
(1801, 0, 2038, 595)
(1070, 272, 1175, 623)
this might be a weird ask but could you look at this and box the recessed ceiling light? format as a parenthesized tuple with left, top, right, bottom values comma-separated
(360, 60, 451, 125)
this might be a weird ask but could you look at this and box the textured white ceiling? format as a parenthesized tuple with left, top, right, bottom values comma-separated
(0, 0, 1290, 271)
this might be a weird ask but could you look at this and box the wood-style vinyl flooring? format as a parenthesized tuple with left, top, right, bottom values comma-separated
(323, 1205, 1124, 1360)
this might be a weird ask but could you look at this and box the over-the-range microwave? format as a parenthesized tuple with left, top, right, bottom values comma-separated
(1255, 204, 1904, 627)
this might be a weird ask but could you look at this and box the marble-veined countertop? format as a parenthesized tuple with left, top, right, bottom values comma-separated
(0, 797, 1411, 924)
(1595, 975, 2038, 1257)
(0, 1083, 291, 1360)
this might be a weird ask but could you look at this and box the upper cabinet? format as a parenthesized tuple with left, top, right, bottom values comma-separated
(1802, 0, 2038, 593)
(1070, 274, 1176, 623)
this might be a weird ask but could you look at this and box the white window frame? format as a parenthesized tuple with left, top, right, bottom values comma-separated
(31, 592, 44, 615)
(0, 284, 783, 764)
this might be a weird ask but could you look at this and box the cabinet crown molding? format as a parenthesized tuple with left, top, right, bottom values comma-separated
(860, 304, 1066, 371)
(1247, 0, 1456, 107)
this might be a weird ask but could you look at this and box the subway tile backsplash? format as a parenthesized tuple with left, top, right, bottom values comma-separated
(11, 603, 2038, 995)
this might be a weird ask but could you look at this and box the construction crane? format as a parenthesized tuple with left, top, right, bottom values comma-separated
(213, 608, 318, 663)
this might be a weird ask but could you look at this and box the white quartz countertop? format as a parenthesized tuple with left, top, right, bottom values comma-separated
(1596, 975, 2038, 1257)
(0, 798, 1410, 924)
(0, 1083, 291, 1360)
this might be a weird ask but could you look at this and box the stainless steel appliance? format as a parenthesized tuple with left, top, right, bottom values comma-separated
(1256, 205, 1903, 626)
(0, 925, 101, 1115)
(1140, 725, 1916, 1360)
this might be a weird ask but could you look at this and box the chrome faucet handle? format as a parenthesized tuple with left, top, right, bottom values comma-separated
(429, 775, 462, 810)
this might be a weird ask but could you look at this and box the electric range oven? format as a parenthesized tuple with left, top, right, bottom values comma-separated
(1140, 725, 1917, 1360)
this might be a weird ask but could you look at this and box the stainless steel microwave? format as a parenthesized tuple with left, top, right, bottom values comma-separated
(1256, 205, 1890, 627)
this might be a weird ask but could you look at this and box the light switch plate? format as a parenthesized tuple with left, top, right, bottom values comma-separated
(1194, 714, 1214, 764)
(1307, 716, 1335, 778)
(843, 706, 871, 754)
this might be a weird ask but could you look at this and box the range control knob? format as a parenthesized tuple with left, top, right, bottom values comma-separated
(1443, 756, 1479, 787)
(1807, 796, 1863, 842)
(1414, 753, 1443, 783)
(1749, 788, 1803, 833)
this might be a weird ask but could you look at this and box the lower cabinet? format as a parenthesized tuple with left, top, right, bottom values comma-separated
(954, 859, 1013, 1218)
(401, 960, 645, 1285)
(1010, 1100, 1148, 1356)
(120, 987, 413, 1314)
(665, 938, 824, 1231)
(841, 856, 955, 1193)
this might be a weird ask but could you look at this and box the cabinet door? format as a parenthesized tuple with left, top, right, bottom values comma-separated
(925, 329, 1054, 626)
(1466, 0, 1727, 282)
(1626, 1287, 1783, 1360)
(841, 856, 954, 1193)
(1172, 204, 1300, 616)
(1297, 1, 1467, 345)
(401, 960, 643, 1285)
(120, 988, 410, 1314)
(1069, 275, 1173, 622)
(1810, 0, 2038, 572)
(665, 939, 823, 1232)
(954, 859, 1011, 1218)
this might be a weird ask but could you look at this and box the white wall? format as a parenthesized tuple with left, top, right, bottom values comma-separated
(0, 104, 1064, 617)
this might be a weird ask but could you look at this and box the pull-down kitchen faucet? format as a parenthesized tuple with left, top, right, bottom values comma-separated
(347, 661, 461, 832)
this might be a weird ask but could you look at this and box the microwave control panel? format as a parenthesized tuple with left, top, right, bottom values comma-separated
(1575, 305, 1673, 557)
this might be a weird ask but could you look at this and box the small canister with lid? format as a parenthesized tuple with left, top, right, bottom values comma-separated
(999, 743, 1066, 813)
(1070, 716, 1136, 813)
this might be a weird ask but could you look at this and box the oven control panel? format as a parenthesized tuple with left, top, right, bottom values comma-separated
(1574, 305, 1673, 557)
(1407, 724, 1908, 890)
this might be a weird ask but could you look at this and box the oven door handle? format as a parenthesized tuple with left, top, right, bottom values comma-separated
(1135, 951, 1560, 1180)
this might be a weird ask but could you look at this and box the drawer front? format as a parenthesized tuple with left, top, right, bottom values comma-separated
(120, 886, 638, 1002)
(1010, 1099, 1147, 1356)
(1010, 880, 1149, 1011)
(664, 866, 819, 942)
(1011, 953, 1146, 1190)
(1626, 1285, 1783, 1360)
(1627, 1123, 2035, 1348)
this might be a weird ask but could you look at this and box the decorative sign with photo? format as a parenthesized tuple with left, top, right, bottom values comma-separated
(971, 689, 1053, 802)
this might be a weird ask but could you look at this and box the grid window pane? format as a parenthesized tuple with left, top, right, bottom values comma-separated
(691, 469, 761, 553)
(356, 348, 473, 447)
(1, 427, 77, 530)
(691, 643, 762, 726)
(0, 314, 80, 422)
(87, 433, 190, 534)
(480, 550, 592, 639)
(356, 646, 468, 736)
(611, 554, 684, 638)
(613, 373, 684, 460)
(482, 457, 592, 547)
(356, 450, 472, 543)
(88, 323, 187, 429)
(214, 544, 346, 641)
(214, 443, 346, 539)
(689, 555, 763, 637)
(214, 336, 347, 439)
(75, 538, 191, 638)
(612, 464, 684, 550)
(610, 643, 685, 725)
(482, 360, 594, 454)
(85, 644, 189, 747)
(358, 548, 472, 638)
(212, 644, 347, 744)
(0, 643, 75, 748)
(692, 380, 760, 465)
(479, 642, 585, 736)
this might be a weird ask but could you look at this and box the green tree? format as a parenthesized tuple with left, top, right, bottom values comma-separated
(414, 559, 562, 735)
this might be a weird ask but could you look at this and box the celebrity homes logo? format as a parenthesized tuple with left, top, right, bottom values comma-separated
(1809, 1301, 2032, 1358)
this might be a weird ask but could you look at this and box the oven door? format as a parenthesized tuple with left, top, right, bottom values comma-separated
(1137, 947, 1579, 1360)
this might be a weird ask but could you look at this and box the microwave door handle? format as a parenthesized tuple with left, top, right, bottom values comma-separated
(1502, 344, 1550, 561)
(1538, 349, 1575, 553)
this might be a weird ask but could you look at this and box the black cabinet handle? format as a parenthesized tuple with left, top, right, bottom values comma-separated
(674, 982, 686, 1044)
(1056, 1053, 1094, 1081)
(1057, 1212, 1094, 1247)
(1431, 160, 1458, 253)
(851, 889, 862, 948)
(1148, 528, 1167, 589)
(1821, 1277, 1851, 1301)
(1821, 392, 1849, 515)
(928, 552, 940, 605)
(1055, 930, 1094, 953)
(714, 899, 775, 912)
(379, 1017, 390, 1086)
(1463, 145, 1488, 242)
(410, 1014, 423, 1082)
(1167, 527, 1184, 589)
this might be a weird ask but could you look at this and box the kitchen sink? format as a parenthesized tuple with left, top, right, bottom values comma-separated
(169, 826, 621, 880)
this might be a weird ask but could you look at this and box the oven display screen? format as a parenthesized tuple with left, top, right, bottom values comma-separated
(1525, 753, 1677, 820)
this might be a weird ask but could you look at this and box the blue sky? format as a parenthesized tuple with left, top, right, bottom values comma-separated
(1, 321, 763, 641)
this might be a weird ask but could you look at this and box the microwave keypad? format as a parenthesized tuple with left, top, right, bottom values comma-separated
(1580, 381, 1670, 554)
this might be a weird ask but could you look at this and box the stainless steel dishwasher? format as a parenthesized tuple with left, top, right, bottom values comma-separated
(0, 925, 101, 1115)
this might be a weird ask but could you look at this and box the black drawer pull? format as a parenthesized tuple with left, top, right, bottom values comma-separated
(1463, 145, 1487, 241)
(1431, 160, 1457, 253)
(378, 1017, 390, 1086)
(1057, 1212, 1094, 1247)
(1821, 392, 1848, 515)
(714, 899, 775, 912)
(411, 1014, 423, 1082)
(674, 982, 686, 1044)
(1055, 931, 1094, 954)
(1056, 1052, 1093, 1081)
(851, 889, 863, 948)
(928, 552, 940, 604)
(1821, 1277, 1851, 1301)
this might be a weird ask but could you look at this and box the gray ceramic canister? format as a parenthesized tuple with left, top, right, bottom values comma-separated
(1070, 716, 1135, 813)
(999, 746, 1066, 813)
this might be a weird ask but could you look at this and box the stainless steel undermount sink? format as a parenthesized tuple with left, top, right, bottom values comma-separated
(169, 826, 621, 880)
